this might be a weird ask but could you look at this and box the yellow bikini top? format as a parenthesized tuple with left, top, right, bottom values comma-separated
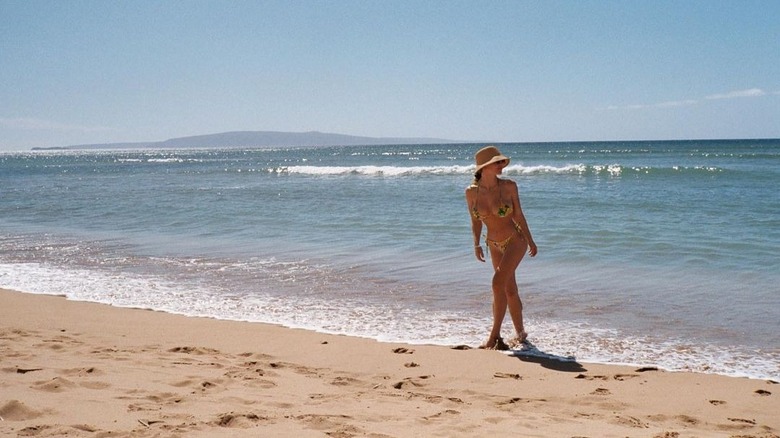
(470, 182, 513, 221)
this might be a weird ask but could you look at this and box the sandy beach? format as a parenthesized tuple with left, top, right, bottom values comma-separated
(1, 288, 777, 437)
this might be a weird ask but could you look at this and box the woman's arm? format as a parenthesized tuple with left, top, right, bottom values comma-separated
(465, 187, 486, 262)
(508, 181, 538, 257)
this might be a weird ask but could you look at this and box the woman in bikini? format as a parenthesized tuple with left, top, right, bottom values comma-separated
(465, 146, 537, 350)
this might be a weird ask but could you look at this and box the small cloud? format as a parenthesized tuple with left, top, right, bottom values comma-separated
(0, 117, 113, 133)
(654, 99, 698, 108)
(704, 88, 766, 100)
(603, 99, 697, 111)
(603, 87, 770, 111)
(602, 104, 646, 111)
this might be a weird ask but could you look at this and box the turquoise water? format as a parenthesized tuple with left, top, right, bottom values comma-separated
(1, 140, 778, 379)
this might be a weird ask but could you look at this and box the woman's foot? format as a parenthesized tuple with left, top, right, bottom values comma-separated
(507, 331, 528, 348)
(479, 336, 510, 351)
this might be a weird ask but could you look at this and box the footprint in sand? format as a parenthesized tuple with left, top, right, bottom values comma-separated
(220, 365, 278, 388)
(60, 367, 107, 386)
(493, 372, 522, 380)
(576, 373, 639, 381)
(11, 367, 43, 374)
(591, 388, 611, 396)
(79, 380, 112, 390)
(423, 409, 460, 420)
(32, 376, 77, 393)
(267, 361, 322, 377)
(0, 400, 44, 421)
(392, 375, 432, 389)
(238, 352, 275, 361)
(675, 415, 699, 426)
(199, 380, 223, 392)
(34, 334, 84, 352)
(613, 373, 640, 381)
(392, 380, 410, 389)
(293, 413, 356, 433)
(575, 374, 608, 381)
(392, 347, 414, 354)
(17, 425, 53, 435)
(496, 397, 524, 406)
(214, 412, 270, 428)
(614, 415, 648, 428)
(168, 346, 221, 355)
(496, 396, 547, 407)
(330, 376, 361, 386)
(727, 417, 756, 425)
(224, 367, 263, 379)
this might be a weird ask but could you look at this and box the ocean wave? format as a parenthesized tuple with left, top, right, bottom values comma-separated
(265, 163, 725, 177)
(270, 164, 586, 176)
(116, 157, 206, 164)
(269, 165, 469, 176)
(1, 260, 776, 381)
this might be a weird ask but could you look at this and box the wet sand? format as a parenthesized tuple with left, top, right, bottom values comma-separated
(1, 288, 777, 437)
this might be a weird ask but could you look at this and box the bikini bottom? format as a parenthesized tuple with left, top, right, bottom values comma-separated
(487, 222, 525, 254)
(486, 235, 513, 254)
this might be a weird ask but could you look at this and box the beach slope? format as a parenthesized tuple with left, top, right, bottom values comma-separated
(1, 288, 777, 437)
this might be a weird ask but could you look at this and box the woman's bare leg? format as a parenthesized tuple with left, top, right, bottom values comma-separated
(494, 237, 528, 344)
(505, 271, 525, 336)
(486, 277, 507, 348)
(481, 243, 507, 348)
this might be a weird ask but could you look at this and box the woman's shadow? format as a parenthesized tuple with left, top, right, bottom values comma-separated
(506, 341, 587, 373)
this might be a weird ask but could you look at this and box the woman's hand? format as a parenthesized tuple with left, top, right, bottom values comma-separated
(528, 240, 538, 257)
(475, 245, 486, 262)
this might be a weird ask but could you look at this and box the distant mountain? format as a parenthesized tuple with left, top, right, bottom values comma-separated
(32, 131, 459, 150)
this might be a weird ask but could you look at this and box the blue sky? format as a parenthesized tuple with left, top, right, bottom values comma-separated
(1, 0, 779, 150)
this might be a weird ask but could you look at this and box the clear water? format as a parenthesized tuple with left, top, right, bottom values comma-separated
(1, 139, 778, 380)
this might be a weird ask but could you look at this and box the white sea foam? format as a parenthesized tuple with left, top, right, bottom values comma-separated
(273, 163, 714, 177)
(2, 261, 777, 381)
(504, 164, 587, 174)
(591, 164, 623, 176)
(276, 165, 475, 176)
(273, 163, 590, 177)
(146, 158, 185, 163)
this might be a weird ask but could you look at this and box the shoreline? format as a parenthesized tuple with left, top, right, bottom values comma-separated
(1, 288, 778, 437)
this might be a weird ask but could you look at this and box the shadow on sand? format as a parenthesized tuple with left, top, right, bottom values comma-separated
(505, 341, 587, 373)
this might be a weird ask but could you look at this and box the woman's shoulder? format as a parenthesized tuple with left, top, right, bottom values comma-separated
(464, 183, 480, 200)
(499, 178, 518, 189)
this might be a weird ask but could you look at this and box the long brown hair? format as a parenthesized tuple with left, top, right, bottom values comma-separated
(471, 170, 482, 186)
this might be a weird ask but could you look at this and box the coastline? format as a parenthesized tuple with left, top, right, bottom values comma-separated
(1, 288, 777, 437)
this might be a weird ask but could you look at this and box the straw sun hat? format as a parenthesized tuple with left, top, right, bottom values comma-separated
(474, 146, 510, 173)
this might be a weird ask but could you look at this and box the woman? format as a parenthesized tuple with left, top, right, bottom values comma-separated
(465, 146, 537, 350)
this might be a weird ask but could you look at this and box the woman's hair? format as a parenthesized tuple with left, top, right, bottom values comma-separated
(471, 170, 482, 186)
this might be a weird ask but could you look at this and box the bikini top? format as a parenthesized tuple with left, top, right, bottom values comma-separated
(470, 182, 513, 221)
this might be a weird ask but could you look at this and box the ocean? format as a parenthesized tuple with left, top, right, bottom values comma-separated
(1, 140, 778, 380)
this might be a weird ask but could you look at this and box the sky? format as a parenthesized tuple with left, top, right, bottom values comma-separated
(1, 0, 779, 151)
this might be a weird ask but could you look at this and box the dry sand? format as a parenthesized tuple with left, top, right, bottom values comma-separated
(1, 288, 777, 437)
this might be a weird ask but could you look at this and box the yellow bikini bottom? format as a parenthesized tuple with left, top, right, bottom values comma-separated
(487, 235, 513, 253)
(486, 222, 524, 254)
